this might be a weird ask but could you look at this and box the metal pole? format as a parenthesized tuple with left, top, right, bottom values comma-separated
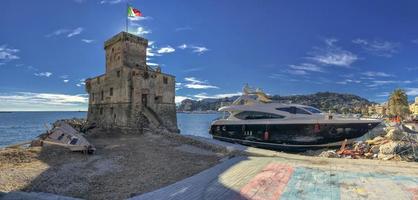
(126, 3, 128, 32)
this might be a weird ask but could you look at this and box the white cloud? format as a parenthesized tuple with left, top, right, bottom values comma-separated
(183, 77, 218, 89)
(184, 77, 204, 84)
(336, 79, 361, 85)
(178, 44, 188, 49)
(376, 92, 390, 97)
(175, 82, 183, 91)
(362, 71, 393, 77)
(193, 92, 242, 100)
(146, 62, 159, 66)
(324, 38, 338, 46)
(76, 79, 86, 87)
(100, 0, 123, 4)
(289, 63, 323, 72)
(63, 79, 69, 83)
(175, 96, 188, 104)
(352, 39, 399, 57)
(34, 72, 52, 77)
(129, 16, 152, 21)
(67, 27, 83, 37)
(147, 47, 160, 57)
(406, 88, 418, 96)
(308, 39, 357, 67)
(81, 39, 94, 43)
(190, 46, 209, 54)
(46, 29, 69, 37)
(285, 69, 308, 75)
(135, 27, 151, 35)
(0, 45, 20, 61)
(46, 27, 83, 38)
(0, 92, 88, 111)
(157, 46, 175, 54)
(367, 80, 397, 87)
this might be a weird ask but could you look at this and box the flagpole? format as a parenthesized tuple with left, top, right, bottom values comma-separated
(126, 3, 128, 32)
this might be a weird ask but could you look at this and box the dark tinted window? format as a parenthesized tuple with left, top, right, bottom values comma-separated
(295, 108, 311, 115)
(276, 107, 311, 115)
(304, 107, 322, 113)
(276, 107, 293, 113)
(235, 111, 284, 120)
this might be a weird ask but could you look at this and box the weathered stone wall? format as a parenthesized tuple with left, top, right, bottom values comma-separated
(86, 31, 178, 132)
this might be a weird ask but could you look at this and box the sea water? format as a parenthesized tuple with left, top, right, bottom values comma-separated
(0, 112, 220, 147)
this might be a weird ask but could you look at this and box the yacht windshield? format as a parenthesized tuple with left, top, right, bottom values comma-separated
(303, 107, 322, 114)
(235, 111, 284, 120)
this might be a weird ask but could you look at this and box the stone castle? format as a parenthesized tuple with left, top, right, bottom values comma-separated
(85, 32, 178, 132)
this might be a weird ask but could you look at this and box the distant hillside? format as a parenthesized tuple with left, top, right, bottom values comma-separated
(177, 92, 375, 114)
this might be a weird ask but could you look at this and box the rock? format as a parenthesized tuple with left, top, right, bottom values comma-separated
(379, 141, 399, 155)
(385, 129, 407, 141)
(354, 141, 369, 152)
(366, 136, 386, 145)
(370, 145, 380, 154)
(319, 150, 339, 158)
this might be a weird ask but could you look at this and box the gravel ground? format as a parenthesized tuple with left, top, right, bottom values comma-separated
(0, 130, 228, 200)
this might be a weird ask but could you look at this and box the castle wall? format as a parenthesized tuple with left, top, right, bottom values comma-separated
(86, 32, 178, 132)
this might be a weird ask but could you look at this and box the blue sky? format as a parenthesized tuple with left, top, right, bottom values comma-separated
(1, 0, 418, 111)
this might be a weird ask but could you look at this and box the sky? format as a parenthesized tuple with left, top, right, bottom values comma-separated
(1, 0, 418, 111)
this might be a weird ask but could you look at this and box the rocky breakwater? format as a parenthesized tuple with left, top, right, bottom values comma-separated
(319, 123, 418, 162)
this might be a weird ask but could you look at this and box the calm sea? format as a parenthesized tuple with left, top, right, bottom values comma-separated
(0, 112, 220, 147)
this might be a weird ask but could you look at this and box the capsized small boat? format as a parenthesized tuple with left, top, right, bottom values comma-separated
(209, 85, 382, 151)
(40, 120, 95, 154)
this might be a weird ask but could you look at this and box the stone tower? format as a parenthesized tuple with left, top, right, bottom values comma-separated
(85, 32, 178, 133)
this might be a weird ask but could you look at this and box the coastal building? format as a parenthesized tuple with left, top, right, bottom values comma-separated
(85, 32, 178, 132)
(410, 97, 418, 117)
(368, 103, 387, 116)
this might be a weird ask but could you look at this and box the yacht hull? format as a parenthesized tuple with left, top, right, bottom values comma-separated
(210, 121, 381, 151)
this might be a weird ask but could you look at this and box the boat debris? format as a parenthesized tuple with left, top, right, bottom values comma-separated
(31, 119, 96, 154)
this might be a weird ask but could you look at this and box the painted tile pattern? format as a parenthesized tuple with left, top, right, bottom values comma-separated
(238, 163, 418, 200)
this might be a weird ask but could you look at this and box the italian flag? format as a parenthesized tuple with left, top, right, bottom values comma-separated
(127, 6, 142, 17)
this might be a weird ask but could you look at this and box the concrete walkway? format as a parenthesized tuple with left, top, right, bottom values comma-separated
(2, 136, 417, 200)
(132, 136, 418, 200)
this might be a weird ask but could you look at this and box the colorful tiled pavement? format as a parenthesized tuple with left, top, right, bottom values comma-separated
(131, 156, 418, 200)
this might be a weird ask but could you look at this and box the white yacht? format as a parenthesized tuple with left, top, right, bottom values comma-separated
(209, 85, 382, 150)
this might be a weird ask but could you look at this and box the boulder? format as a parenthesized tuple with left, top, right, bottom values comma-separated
(379, 141, 399, 155)
(366, 136, 386, 145)
(370, 145, 380, 154)
(385, 129, 407, 141)
(319, 150, 339, 158)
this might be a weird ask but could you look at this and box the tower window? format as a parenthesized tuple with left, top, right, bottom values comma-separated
(111, 47, 114, 53)
(163, 77, 168, 84)
(117, 70, 121, 77)
(117, 56, 120, 61)
(111, 107, 114, 114)
(100, 107, 103, 115)
(110, 88, 113, 96)
(101, 90, 104, 100)
(97, 77, 100, 84)
(92, 93, 95, 101)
